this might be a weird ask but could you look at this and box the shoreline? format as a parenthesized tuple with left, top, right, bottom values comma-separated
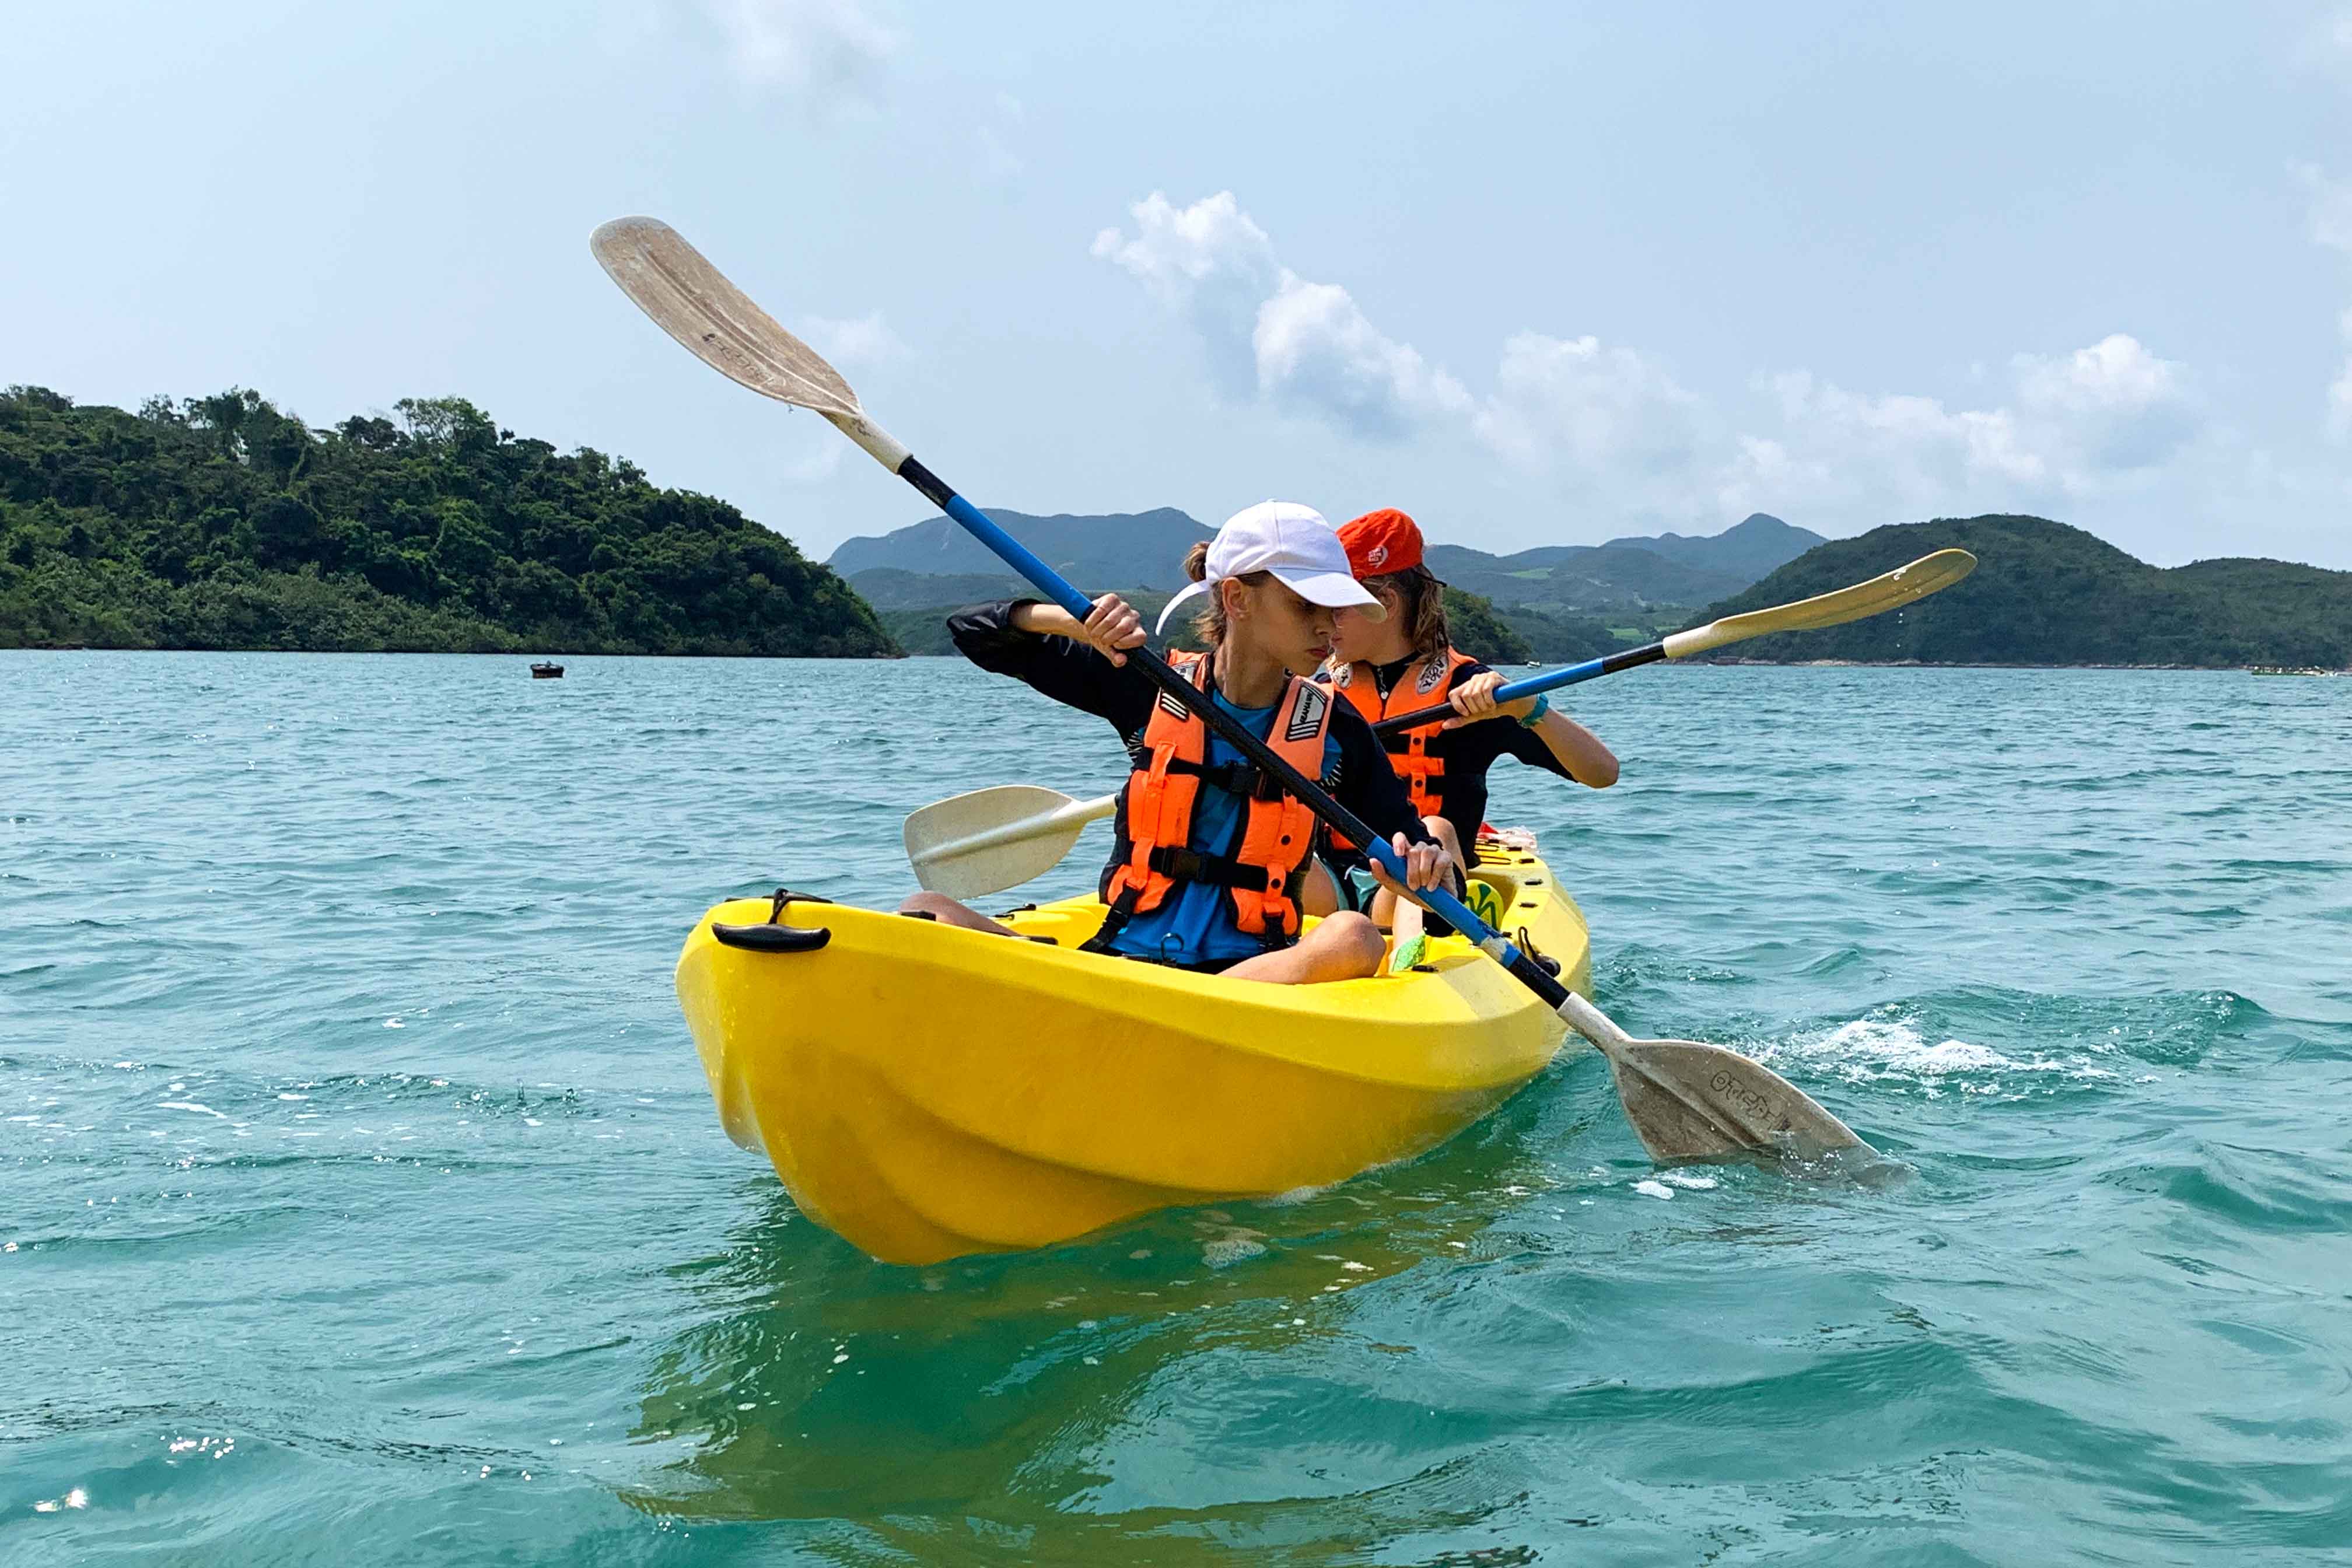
(0, 644, 907, 661)
(5, 645, 2338, 674)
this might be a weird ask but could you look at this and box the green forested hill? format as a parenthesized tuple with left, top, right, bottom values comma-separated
(0, 386, 894, 656)
(1699, 515, 2352, 668)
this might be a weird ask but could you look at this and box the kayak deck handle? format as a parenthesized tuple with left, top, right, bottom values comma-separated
(713, 921, 831, 954)
(713, 886, 835, 953)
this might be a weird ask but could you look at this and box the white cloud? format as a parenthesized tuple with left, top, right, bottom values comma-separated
(2323, 6, 2352, 66)
(795, 310, 907, 368)
(1253, 277, 1471, 440)
(2333, 309, 2352, 442)
(1726, 374, 2039, 519)
(693, 0, 898, 103)
(1092, 191, 1283, 399)
(1728, 338, 2201, 520)
(977, 93, 1025, 181)
(1097, 189, 2217, 532)
(2011, 334, 2201, 474)
(2300, 163, 2352, 256)
(2302, 166, 2352, 443)
(1092, 191, 1464, 440)
(1472, 332, 1714, 510)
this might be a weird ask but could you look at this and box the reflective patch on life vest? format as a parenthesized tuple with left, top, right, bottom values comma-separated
(1415, 653, 1451, 695)
(1285, 683, 1328, 743)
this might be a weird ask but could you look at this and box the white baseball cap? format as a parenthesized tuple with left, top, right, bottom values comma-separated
(1154, 501, 1386, 635)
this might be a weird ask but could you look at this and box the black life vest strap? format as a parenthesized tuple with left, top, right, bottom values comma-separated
(1077, 847, 1273, 954)
(1078, 883, 1145, 955)
(1163, 755, 1283, 801)
(1146, 845, 1268, 891)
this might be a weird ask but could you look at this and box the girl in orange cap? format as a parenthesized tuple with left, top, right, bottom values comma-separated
(1306, 508, 1618, 925)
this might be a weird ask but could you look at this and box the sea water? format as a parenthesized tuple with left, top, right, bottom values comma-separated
(3, 653, 2347, 1565)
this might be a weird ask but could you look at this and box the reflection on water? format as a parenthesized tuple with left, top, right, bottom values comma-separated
(625, 1086, 1606, 1560)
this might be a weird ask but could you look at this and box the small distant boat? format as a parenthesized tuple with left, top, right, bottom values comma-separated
(531, 662, 565, 680)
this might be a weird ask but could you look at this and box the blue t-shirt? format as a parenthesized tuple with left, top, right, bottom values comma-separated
(1106, 687, 1341, 967)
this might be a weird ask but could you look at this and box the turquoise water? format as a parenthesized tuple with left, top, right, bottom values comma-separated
(5, 652, 2348, 1565)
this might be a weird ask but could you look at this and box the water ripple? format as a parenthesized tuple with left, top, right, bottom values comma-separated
(4, 653, 2348, 1564)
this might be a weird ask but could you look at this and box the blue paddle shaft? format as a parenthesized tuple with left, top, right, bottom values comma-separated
(902, 471, 1549, 987)
(1370, 645, 1668, 739)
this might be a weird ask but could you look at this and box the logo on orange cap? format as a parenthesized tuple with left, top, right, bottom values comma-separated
(1338, 509, 1424, 579)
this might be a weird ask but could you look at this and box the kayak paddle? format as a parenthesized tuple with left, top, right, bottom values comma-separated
(590, 215, 1874, 1170)
(916, 549, 1977, 896)
(904, 785, 1116, 899)
(1374, 548, 1976, 738)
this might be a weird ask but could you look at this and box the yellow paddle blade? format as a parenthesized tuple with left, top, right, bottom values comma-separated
(1660, 548, 1976, 660)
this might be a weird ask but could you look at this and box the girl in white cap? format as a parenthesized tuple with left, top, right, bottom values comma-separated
(909, 502, 1452, 984)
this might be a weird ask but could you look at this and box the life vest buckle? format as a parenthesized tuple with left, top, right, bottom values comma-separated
(1145, 844, 1271, 891)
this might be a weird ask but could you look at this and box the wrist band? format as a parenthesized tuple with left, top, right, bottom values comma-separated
(1518, 691, 1550, 727)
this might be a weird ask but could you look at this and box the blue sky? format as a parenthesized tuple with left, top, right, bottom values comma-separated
(6, 2, 2351, 566)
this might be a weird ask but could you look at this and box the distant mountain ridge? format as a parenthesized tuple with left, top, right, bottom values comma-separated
(1602, 514, 1825, 580)
(1698, 514, 2352, 668)
(829, 508, 1210, 592)
(832, 508, 1819, 614)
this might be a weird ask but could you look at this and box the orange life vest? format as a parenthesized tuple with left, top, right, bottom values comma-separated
(1322, 648, 1479, 841)
(1090, 650, 1335, 951)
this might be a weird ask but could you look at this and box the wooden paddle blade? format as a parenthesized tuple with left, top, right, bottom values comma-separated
(903, 785, 1115, 899)
(591, 217, 863, 416)
(1555, 992, 1873, 1166)
(1598, 1037, 1870, 1164)
(1661, 548, 1976, 659)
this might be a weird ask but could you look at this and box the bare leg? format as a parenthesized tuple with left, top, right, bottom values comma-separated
(897, 890, 1017, 936)
(1366, 816, 1466, 926)
(1222, 911, 1385, 985)
(1298, 857, 1342, 918)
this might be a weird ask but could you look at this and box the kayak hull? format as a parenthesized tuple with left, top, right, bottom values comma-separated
(674, 843, 1590, 1265)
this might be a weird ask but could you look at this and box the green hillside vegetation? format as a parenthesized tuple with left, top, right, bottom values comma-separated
(0, 386, 894, 656)
(1440, 587, 1536, 664)
(1699, 514, 2352, 668)
(1417, 540, 1744, 614)
(1503, 605, 1632, 663)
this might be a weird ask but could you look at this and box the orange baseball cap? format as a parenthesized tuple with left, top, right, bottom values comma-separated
(1337, 508, 1424, 579)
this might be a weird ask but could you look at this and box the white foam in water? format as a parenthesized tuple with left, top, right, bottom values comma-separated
(1633, 1180, 1674, 1200)
(1201, 1231, 1268, 1269)
(1762, 1015, 2106, 1098)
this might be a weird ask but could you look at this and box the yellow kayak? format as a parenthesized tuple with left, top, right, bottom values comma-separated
(673, 835, 1590, 1265)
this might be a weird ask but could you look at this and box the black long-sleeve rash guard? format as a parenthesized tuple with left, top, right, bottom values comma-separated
(946, 600, 1438, 862)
